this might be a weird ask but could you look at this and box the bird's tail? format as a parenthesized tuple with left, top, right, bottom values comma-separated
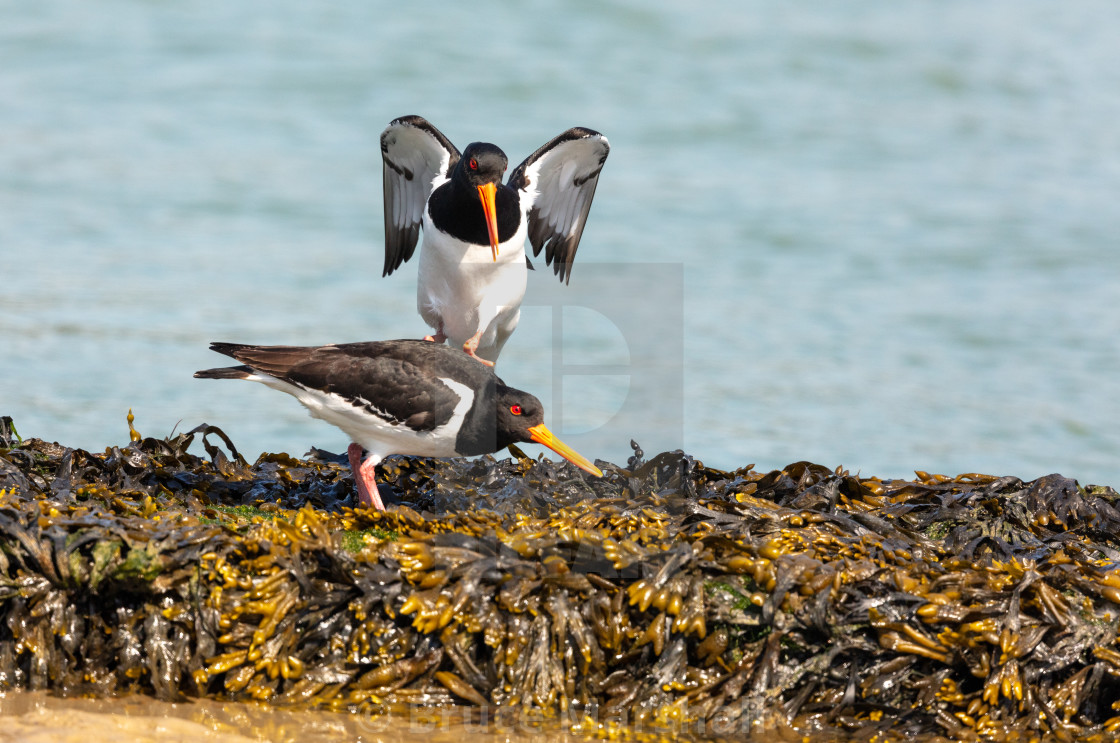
(194, 365, 254, 380)
(207, 342, 252, 359)
(196, 342, 257, 379)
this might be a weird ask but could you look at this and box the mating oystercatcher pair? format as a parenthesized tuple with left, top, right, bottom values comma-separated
(196, 117, 610, 509)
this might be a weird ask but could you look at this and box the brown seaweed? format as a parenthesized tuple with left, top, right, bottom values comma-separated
(2, 416, 1120, 741)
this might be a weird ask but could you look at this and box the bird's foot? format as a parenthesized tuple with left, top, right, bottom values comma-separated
(423, 324, 447, 344)
(462, 335, 495, 367)
(347, 443, 385, 510)
(467, 350, 495, 367)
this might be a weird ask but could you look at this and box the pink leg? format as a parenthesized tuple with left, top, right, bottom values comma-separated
(347, 443, 385, 510)
(462, 332, 495, 367)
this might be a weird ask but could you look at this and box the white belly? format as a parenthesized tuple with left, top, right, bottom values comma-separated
(416, 212, 528, 363)
(250, 374, 475, 461)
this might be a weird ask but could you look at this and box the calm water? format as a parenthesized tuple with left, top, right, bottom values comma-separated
(2, 1, 1119, 485)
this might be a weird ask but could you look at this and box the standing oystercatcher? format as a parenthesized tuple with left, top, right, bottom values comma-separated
(381, 115, 610, 365)
(194, 339, 602, 510)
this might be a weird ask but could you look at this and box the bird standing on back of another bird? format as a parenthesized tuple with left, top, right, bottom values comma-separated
(381, 115, 610, 366)
(195, 339, 602, 510)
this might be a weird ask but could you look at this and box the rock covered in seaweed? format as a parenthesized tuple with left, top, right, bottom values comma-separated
(2, 419, 1120, 741)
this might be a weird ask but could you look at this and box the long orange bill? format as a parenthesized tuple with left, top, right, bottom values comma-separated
(476, 182, 500, 261)
(528, 423, 603, 477)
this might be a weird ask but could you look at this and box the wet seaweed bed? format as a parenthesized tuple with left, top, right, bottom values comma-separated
(2, 415, 1120, 743)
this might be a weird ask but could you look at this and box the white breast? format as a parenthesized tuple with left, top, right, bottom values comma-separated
(416, 210, 529, 362)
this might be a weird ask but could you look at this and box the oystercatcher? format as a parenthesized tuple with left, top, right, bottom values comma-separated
(194, 339, 602, 510)
(380, 115, 610, 365)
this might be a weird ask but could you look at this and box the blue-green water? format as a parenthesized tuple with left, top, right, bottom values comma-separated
(3, 1, 1119, 485)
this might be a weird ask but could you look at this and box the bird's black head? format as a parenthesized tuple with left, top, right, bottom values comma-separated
(455, 142, 508, 187)
(494, 385, 602, 476)
(449, 142, 510, 258)
(494, 386, 546, 446)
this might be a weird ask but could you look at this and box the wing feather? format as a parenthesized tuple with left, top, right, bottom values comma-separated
(508, 128, 609, 284)
(211, 341, 465, 432)
(381, 116, 460, 276)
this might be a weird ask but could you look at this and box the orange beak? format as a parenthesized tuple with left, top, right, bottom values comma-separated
(528, 423, 603, 477)
(476, 182, 500, 261)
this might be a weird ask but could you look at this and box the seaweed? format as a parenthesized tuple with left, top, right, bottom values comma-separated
(2, 416, 1120, 742)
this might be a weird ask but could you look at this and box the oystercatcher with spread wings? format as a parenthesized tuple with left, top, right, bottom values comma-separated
(195, 339, 602, 510)
(381, 115, 609, 365)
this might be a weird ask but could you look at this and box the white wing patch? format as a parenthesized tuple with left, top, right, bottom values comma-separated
(434, 377, 475, 443)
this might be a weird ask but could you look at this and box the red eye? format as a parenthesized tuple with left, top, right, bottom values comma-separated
(510, 405, 522, 415)
(469, 158, 478, 170)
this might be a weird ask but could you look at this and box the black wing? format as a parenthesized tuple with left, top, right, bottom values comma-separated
(507, 128, 609, 284)
(207, 340, 468, 432)
(380, 116, 460, 276)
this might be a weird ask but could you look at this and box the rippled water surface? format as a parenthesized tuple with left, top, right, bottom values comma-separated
(2, 1, 1119, 484)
